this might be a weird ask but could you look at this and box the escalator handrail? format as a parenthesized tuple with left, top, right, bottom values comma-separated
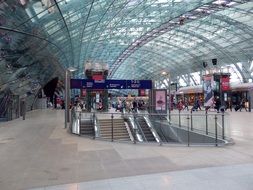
(134, 115, 148, 142)
(143, 115, 162, 143)
(93, 113, 100, 138)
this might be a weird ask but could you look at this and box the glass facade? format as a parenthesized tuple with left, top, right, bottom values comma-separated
(0, 0, 252, 96)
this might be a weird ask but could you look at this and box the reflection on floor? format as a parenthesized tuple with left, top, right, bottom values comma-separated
(29, 164, 253, 190)
(0, 109, 252, 190)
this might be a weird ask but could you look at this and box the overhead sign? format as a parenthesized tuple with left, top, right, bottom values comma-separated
(70, 79, 152, 89)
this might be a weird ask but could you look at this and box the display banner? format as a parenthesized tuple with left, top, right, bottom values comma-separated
(80, 89, 86, 97)
(139, 89, 146, 96)
(70, 79, 82, 89)
(203, 75, 214, 107)
(92, 74, 103, 81)
(221, 76, 230, 91)
(155, 90, 167, 111)
(70, 79, 152, 89)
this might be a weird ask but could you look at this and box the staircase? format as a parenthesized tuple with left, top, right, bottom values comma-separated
(80, 119, 95, 137)
(137, 117, 156, 141)
(99, 118, 130, 141)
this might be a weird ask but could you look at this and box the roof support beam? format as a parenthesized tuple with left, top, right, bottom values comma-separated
(109, 0, 251, 78)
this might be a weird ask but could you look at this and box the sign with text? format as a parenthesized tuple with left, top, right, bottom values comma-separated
(221, 76, 230, 91)
(70, 79, 152, 89)
(203, 75, 214, 107)
(155, 90, 166, 111)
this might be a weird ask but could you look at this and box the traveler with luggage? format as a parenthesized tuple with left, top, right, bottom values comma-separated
(215, 96, 221, 113)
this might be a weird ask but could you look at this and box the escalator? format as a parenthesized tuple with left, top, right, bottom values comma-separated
(0, 92, 11, 121)
(80, 119, 95, 137)
(149, 114, 177, 143)
(136, 117, 156, 142)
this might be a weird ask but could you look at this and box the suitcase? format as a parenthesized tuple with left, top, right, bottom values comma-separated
(192, 105, 198, 111)
(234, 105, 240, 111)
(220, 105, 226, 112)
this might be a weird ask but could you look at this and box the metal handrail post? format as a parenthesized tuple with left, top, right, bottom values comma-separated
(133, 128, 136, 144)
(187, 114, 190, 147)
(190, 110, 193, 131)
(215, 114, 218, 146)
(93, 112, 96, 139)
(222, 112, 225, 140)
(205, 110, 208, 135)
(111, 113, 114, 142)
(179, 110, 181, 127)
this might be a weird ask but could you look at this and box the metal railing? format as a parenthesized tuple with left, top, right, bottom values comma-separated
(69, 109, 231, 146)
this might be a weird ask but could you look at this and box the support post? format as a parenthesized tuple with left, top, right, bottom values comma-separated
(168, 76, 171, 122)
(22, 99, 26, 120)
(215, 114, 218, 146)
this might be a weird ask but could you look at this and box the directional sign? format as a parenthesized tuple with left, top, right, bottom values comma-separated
(70, 79, 152, 89)
(105, 80, 126, 89)
(70, 79, 82, 89)
(126, 80, 152, 89)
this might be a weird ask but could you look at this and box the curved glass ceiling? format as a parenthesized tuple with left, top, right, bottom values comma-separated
(0, 0, 252, 96)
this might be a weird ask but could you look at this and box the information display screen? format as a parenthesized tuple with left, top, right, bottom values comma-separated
(70, 79, 152, 89)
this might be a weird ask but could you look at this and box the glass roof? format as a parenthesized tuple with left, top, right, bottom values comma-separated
(0, 0, 252, 96)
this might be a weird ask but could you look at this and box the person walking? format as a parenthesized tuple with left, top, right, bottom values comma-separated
(215, 97, 221, 113)
(227, 98, 232, 112)
(183, 99, 189, 111)
(197, 98, 202, 111)
(240, 98, 248, 112)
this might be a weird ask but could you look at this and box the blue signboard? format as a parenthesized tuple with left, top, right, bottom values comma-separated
(105, 80, 126, 89)
(126, 80, 152, 89)
(82, 79, 105, 89)
(70, 79, 152, 89)
(70, 79, 82, 89)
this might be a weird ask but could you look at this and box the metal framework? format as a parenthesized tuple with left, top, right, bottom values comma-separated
(0, 0, 252, 96)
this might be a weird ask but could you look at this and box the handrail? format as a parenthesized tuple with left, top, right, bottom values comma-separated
(143, 115, 161, 144)
(123, 114, 143, 142)
(148, 110, 171, 142)
(69, 108, 230, 146)
(134, 114, 148, 142)
(124, 121, 135, 142)
(69, 107, 79, 134)
(93, 113, 100, 138)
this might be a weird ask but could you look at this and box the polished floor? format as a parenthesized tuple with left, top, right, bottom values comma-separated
(0, 109, 253, 190)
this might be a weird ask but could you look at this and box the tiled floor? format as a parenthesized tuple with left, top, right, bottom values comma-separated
(29, 163, 253, 190)
(0, 109, 253, 190)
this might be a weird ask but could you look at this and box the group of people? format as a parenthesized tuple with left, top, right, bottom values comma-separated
(176, 97, 250, 113)
(212, 97, 249, 113)
(176, 98, 201, 111)
(114, 99, 146, 113)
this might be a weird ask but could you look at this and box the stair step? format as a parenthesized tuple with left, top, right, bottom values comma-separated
(98, 119, 130, 141)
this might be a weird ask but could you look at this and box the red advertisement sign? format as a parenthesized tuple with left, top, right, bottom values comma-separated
(92, 74, 103, 81)
(221, 76, 230, 91)
(139, 89, 145, 96)
(80, 89, 86, 97)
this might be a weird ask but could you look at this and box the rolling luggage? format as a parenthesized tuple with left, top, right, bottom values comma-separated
(192, 105, 198, 111)
(220, 105, 226, 112)
(234, 105, 240, 111)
